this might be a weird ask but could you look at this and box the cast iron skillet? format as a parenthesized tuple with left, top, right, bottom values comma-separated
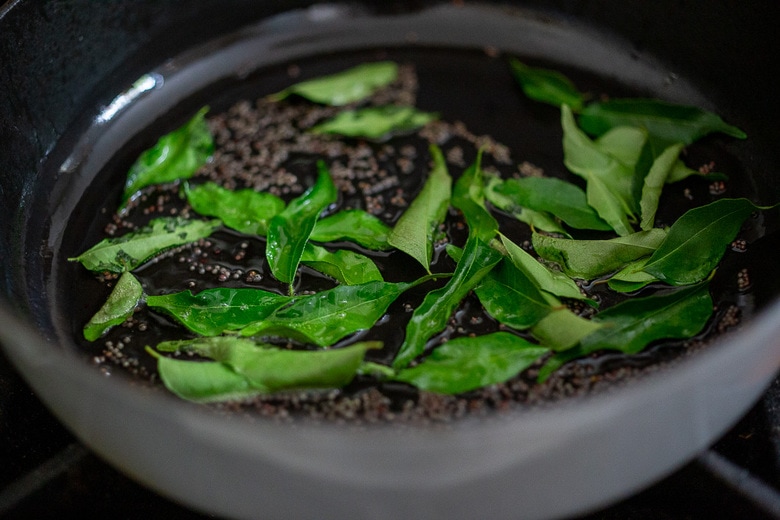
(2, 1, 780, 519)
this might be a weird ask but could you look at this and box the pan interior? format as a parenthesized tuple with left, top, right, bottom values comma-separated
(30, 3, 779, 417)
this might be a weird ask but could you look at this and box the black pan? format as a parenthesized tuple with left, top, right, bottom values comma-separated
(2, 1, 780, 519)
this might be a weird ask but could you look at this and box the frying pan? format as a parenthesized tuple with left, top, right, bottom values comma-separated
(2, 1, 780, 518)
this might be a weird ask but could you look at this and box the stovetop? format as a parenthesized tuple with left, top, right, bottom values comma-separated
(2, 346, 780, 519)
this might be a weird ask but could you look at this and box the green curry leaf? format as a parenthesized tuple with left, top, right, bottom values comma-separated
(156, 337, 381, 394)
(579, 98, 747, 147)
(452, 150, 499, 242)
(310, 209, 392, 250)
(388, 144, 452, 273)
(509, 58, 585, 111)
(184, 182, 285, 236)
(532, 228, 667, 280)
(475, 257, 552, 330)
(268, 61, 399, 106)
(147, 346, 258, 403)
(499, 234, 588, 302)
(487, 175, 611, 232)
(301, 243, 383, 285)
(639, 143, 685, 230)
(146, 287, 291, 336)
(121, 107, 214, 209)
(69, 217, 221, 273)
(393, 236, 503, 369)
(240, 279, 427, 346)
(562, 105, 643, 236)
(642, 198, 767, 285)
(83, 271, 143, 341)
(392, 332, 549, 394)
(311, 105, 438, 140)
(531, 304, 603, 352)
(266, 161, 338, 291)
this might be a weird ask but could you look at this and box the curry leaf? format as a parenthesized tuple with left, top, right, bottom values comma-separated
(311, 105, 438, 140)
(665, 160, 727, 184)
(562, 105, 642, 236)
(582, 283, 713, 354)
(310, 209, 392, 250)
(509, 58, 585, 111)
(595, 125, 647, 170)
(642, 198, 766, 285)
(538, 283, 713, 382)
(388, 144, 452, 273)
(69, 217, 221, 273)
(121, 107, 214, 209)
(83, 272, 143, 341)
(639, 143, 685, 230)
(530, 304, 603, 351)
(607, 257, 659, 293)
(267, 61, 399, 106)
(393, 236, 503, 369)
(475, 258, 552, 330)
(452, 150, 499, 241)
(532, 228, 667, 280)
(499, 234, 588, 302)
(240, 279, 428, 346)
(487, 175, 610, 231)
(184, 182, 285, 236)
(266, 161, 338, 291)
(484, 181, 570, 236)
(146, 287, 291, 336)
(392, 332, 549, 394)
(579, 98, 747, 147)
(301, 243, 383, 285)
(157, 337, 380, 393)
(146, 347, 257, 403)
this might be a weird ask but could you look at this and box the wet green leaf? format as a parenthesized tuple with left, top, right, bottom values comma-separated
(184, 182, 285, 236)
(579, 98, 747, 147)
(562, 105, 643, 236)
(83, 272, 143, 341)
(487, 175, 610, 231)
(146, 287, 291, 336)
(665, 160, 727, 184)
(301, 243, 383, 285)
(310, 209, 392, 250)
(393, 236, 503, 369)
(607, 257, 658, 293)
(69, 217, 221, 273)
(266, 161, 338, 291)
(583, 283, 713, 353)
(147, 347, 257, 403)
(240, 279, 426, 346)
(499, 234, 588, 302)
(475, 257, 552, 330)
(388, 144, 452, 273)
(121, 107, 214, 209)
(642, 198, 765, 285)
(268, 61, 399, 106)
(452, 150, 499, 242)
(157, 337, 380, 393)
(639, 143, 684, 230)
(392, 332, 549, 394)
(532, 228, 667, 280)
(537, 283, 712, 382)
(509, 58, 585, 111)
(311, 105, 438, 140)
(530, 304, 603, 351)
(484, 181, 570, 236)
